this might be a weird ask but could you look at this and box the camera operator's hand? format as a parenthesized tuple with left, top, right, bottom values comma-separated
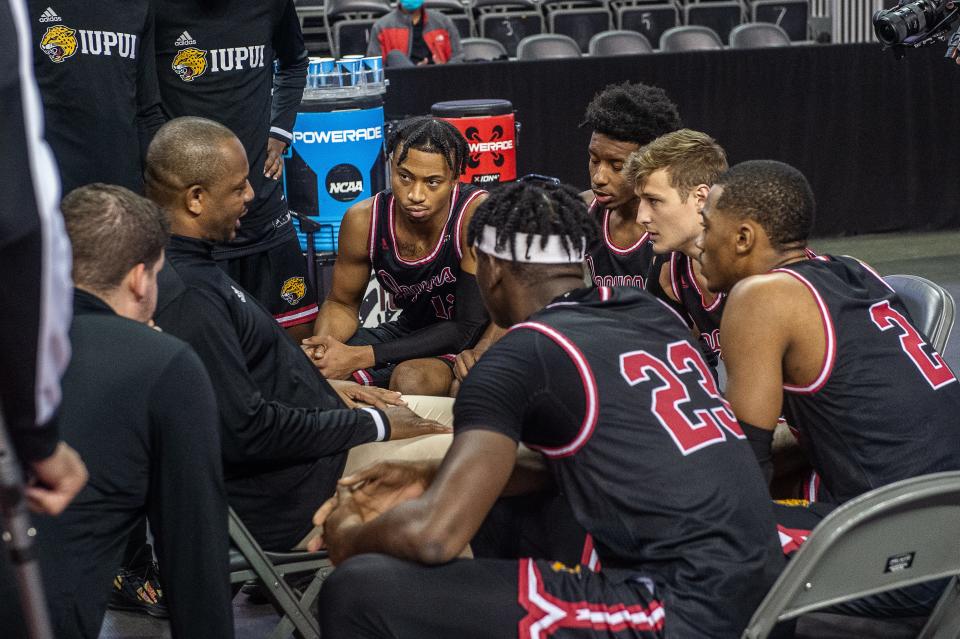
(383, 406, 451, 440)
(25, 442, 88, 516)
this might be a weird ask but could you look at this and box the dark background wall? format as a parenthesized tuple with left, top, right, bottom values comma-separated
(385, 43, 960, 237)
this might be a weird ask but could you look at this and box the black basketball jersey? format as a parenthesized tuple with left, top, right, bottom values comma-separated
(779, 256, 960, 504)
(646, 252, 725, 368)
(368, 183, 485, 331)
(455, 286, 783, 637)
(584, 200, 654, 288)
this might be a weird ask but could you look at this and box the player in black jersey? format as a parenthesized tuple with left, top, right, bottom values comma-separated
(625, 129, 728, 368)
(699, 159, 960, 617)
(312, 181, 784, 639)
(580, 82, 681, 289)
(305, 117, 489, 394)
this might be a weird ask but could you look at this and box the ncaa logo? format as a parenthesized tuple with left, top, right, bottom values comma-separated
(326, 164, 364, 203)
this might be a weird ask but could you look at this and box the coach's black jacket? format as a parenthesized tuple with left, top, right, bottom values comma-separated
(155, 235, 388, 550)
(35, 290, 233, 638)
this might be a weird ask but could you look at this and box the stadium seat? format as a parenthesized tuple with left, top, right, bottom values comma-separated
(588, 29, 654, 55)
(742, 471, 960, 639)
(684, 1, 743, 44)
(324, 0, 391, 56)
(751, 0, 810, 42)
(659, 24, 723, 51)
(729, 22, 790, 48)
(516, 33, 582, 59)
(425, 0, 475, 39)
(545, 4, 613, 53)
(474, 0, 545, 57)
(461, 36, 509, 60)
(884, 274, 957, 355)
(611, 1, 679, 49)
(228, 508, 331, 639)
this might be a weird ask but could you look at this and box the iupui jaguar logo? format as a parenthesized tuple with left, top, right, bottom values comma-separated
(172, 47, 207, 82)
(39, 25, 77, 63)
(280, 277, 306, 306)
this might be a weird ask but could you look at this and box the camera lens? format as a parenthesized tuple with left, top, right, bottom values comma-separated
(875, 16, 905, 45)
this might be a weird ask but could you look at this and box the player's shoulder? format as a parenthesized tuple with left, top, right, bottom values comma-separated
(339, 196, 377, 239)
(725, 271, 808, 324)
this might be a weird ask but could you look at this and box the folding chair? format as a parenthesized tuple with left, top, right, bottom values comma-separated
(743, 471, 960, 639)
(461, 36, 509, 59)
(659, 24, 723, 51)
(229, 508, 332, 639)
(884, 274, 956, 355)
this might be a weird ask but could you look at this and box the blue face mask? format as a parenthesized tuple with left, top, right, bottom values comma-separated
(400, 0, 423, 11)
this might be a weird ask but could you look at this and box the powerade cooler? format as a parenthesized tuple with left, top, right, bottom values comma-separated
(431, 99, 518, 186)
(285, 57, 387, 252)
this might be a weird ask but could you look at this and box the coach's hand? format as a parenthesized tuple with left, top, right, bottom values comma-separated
(25, 442, 88, 516)
(264, 138, 286, 181)
(309, 335, 375, 380)
(328, 379, 407, 409)
(384, 405, 451, 440)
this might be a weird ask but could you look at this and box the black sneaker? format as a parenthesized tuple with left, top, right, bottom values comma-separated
(108, 561, 169, 619)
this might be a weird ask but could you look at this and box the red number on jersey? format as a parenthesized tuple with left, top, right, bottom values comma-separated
(620, 341, 744, 455)
(869, 300, 957, 390)
(431, 293, 456, 320)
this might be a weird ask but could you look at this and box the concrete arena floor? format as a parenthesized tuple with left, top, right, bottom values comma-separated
(100, 230, 960, 638)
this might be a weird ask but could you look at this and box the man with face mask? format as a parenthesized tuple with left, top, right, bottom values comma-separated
(367, 0, 463, 67)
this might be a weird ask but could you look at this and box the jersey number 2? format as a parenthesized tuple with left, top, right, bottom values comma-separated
(620, 341, 743, 455)
(869, 301, 956, 390)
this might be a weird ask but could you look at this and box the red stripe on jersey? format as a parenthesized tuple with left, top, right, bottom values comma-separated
(517, 559, 665, 639)
(777, 524, 811, 555)
(388, 184, 459, 266)
(453, 187, 486, 261)
(602, 209, 649, 256)
(668, 253, 683, 303)
(774, 268, 837, 394)
(579, 534, 602, 573)
(508, 321, 599, 458)
(368, 193, 381, 264)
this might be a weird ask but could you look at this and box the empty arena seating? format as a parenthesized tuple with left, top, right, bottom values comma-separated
(516, 33, 583, 58)
(294, 0, 812, 58)
(588, 29, 654, 55)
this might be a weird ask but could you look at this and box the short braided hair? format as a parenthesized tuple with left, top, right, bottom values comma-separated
(715, 160, 815, 248)
(581, 81, 682, 145)
(467, 180, 598, 268)
(387, 116, 468, 177)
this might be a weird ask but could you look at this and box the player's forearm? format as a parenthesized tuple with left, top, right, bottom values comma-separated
(313, 300, 360, 342)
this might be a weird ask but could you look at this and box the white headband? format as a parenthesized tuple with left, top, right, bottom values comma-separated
(474, 225, 586, 264)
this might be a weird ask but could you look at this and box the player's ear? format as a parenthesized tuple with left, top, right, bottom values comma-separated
(734, 220, 756, 255)
(184, 184, 204, 216)
(693, 184, 710, 210)
(125, 262, 150, 300)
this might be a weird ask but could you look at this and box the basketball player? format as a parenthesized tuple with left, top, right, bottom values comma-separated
(313, 181, 784, 638)
(625, 129, 728, 368)
(304, 117, 489, 394)
(700, 159, 960, 616)
(581, 81, 682, 288)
